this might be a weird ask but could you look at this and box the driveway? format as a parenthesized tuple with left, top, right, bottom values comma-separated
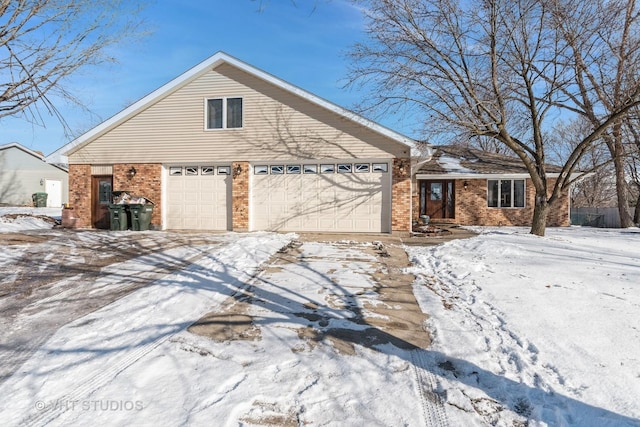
(0, 229, 455, 426)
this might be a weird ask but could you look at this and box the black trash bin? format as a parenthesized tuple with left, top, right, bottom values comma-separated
(32, 192, 48, 207)
(108, 204, 128, 230)
(129, 201, 154, 231)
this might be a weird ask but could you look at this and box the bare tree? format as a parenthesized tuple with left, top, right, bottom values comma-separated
(347, 0, 640, 235)
(0, 0, 147, 133)
(548, 0, 640, 227)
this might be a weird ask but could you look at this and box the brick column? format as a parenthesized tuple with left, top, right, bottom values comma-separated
(67, 164, 92, 228)
(232, 161, 250, 231)
(391, 158, 411, 233)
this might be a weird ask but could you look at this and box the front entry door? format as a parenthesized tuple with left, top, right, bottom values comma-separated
(92, 175, 113, 229)
(420, 180, 455, 220)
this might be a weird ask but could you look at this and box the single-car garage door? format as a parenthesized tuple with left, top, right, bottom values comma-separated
(165, 165, 232, 230)
(251, 161, 391, 233)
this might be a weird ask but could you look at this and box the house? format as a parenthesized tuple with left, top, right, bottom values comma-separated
(47, 52, 415, 232)
(413, 145, 570, 227)
(0, 143, 69, 207)
(47, 53, 570, 232)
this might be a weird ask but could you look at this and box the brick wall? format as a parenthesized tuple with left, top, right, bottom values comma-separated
(232, 161, 249, 231)
(66, 163, 162, 229)
(391, 158, 411, 232)
(412, 177, 570, 227)
(113, 164, 162, 227)
(67, 164, 92, 228)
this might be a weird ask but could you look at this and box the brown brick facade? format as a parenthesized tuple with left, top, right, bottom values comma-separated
(412, 177, 570, 227)
(113, 164, 162, 227)
(231, 161, 249, 231)
(391, 158, 412, 232)
(66, 163, 162, 229)
(67, 164, 92, 228)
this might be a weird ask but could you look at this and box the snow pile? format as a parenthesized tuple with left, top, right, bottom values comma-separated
(437, 155, 474, 173)
(406, 227, 640, 426)
(0, 207, 61, 232)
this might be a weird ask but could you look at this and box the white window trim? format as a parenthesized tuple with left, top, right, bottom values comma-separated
(204, 97, 243, 130)
(487, 179, 526, 209)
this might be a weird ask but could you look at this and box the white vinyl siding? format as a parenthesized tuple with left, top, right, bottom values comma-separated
(68, 64, 407, 164)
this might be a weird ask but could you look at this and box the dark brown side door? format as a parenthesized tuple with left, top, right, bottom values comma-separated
(420, 180, 455, 219)
(92, 175, 113, 229)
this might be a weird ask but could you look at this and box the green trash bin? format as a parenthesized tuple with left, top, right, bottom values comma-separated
(32, 192, 48, 207)
(129, 202, 154, 231)
(108, 204, 128, 230)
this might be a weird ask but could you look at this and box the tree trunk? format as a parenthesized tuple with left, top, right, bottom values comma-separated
(634, 193, 640, 224)
(612, 151, 634, 227)
(530, 191, 550, 236)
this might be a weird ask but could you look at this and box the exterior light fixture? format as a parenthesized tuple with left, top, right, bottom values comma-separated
(463, 181, 469, 190)
(233, 164, 243, 177)
(127, 166, 137, 179)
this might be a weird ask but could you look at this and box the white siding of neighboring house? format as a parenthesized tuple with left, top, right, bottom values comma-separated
(68, 63, 409, 164)
(0, 147, 69, 207)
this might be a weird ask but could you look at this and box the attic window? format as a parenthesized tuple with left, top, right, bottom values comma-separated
(206, 97, 243, 129)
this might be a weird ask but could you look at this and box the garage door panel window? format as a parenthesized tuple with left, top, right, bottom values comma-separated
(286, 165, 301, 174)
(217, 166, 231, 175)
(270, 165, 284, 174)
(321, 164, 335, 174)
(337, 164, 352, 173)
(201, 166, 215, 175)
(303, 164, 317, 174)
(170, 167, 182, 176)
(355, 163, 370, 173)
(254, 165, 268, 175)
(372, 163, 388, 173)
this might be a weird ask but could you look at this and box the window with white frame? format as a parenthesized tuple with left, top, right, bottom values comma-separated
(206, 97, 243, 129)
(487, 179, 525, 208)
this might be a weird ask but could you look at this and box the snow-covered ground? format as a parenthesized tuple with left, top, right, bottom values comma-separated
(0, 207, 61, 232)
(1, 206, 639, 426)
(407, 226, 640, 426)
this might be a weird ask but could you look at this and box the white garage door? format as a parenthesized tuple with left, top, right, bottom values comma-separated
(165, 165, 231, 230)
(251, 162, 391, 233)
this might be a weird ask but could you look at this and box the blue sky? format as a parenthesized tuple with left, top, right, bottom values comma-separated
(2, 0, 419, 157)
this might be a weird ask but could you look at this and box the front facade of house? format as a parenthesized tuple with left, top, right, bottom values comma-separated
(49, 54, 570, 232)
(0, 143, 68, 207)
(412, 146, 570, 227)
(49, 53, 413, 232)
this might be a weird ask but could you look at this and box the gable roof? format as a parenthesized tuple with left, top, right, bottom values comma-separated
(416, 145, 563, 179)
(46, 51, 420, 164)
(1, 142, 68, 172)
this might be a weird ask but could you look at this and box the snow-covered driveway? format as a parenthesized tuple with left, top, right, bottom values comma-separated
(0, 230, 443, 427)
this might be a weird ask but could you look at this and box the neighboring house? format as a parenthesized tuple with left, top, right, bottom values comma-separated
(0, 143, 69, 207)
(47, 52, 414, 232)
(413, 145, 570, 227)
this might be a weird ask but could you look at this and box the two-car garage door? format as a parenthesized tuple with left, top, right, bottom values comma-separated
(251, 162, 391, 233)
(165, 161, 391, 233)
